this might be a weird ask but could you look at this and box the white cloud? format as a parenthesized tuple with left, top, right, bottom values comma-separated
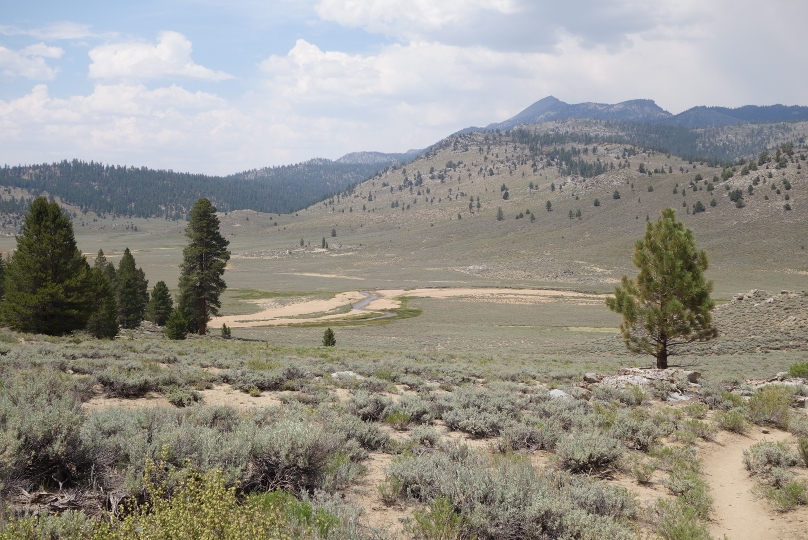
(88, 31, 233, 81)
(315, 0, 517, 36)
(0, 42, 64, 80)
(0, 83, 250, 173)
(0, 22, 115, 40)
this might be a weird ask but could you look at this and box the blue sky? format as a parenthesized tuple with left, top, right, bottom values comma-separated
(1, 0, 806, 174)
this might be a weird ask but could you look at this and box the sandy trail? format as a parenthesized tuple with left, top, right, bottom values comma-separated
(703, 428, 808, 540)
(212, 287, 601, 328)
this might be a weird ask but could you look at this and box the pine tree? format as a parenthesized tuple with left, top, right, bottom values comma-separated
(85, 251, 119, 339)
(177, 198, 230, 335)
(116, 248, 149, 329)
(322, 327, 336, 347)
(164, 308, 189, 340)
(606, 208, 717, 368)
(146, 281, 174, 326)
(0, 197, 92, 334)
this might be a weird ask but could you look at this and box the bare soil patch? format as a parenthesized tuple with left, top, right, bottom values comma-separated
(213, 287, 604, 328)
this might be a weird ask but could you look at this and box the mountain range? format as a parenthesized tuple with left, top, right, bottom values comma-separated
(477, 96, 808, 132)
(1, 96, 806, 217)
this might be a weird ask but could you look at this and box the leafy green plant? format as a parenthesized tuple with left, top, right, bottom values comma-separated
(715, 409, 747, 433)
(384, 412, 411, 431)
(406, 496, 473, 540)
(789, 362, 808, 378)
(798, 438, 808, 467)
(748, 385, 793, 429)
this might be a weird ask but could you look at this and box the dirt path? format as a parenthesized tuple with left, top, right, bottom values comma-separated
(702, 428, 808, 540)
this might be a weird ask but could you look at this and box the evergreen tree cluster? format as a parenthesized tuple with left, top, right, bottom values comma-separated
(0, 158, 385, 218)
(0, 197, 228, 340)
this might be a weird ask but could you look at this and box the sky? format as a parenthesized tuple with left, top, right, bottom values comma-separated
(1, 0, 806, 175)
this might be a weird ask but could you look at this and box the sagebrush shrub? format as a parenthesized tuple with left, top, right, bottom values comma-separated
(743, 441, 798, 475)
(555, 431, 623, 473)
(0, 371, 87, 493)
(387, 450, 635, 540)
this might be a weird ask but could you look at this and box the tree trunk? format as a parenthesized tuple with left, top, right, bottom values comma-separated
(656, 348, 668, 369)
(198, 295, 206, 335)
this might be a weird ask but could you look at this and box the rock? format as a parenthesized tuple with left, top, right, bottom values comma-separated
(776, 372, 789, 380)
(683, 371, 701, 383)
(331, 371, 365, 381)
(583, 372, 601, 383)
(549, 389, 572, 399)
(667, 393, 690, 402)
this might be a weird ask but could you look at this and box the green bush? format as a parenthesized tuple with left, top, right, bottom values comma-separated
(715, 409, 747, 433)
(748, 385, 794, 429)
(405, 496, 470, 540)
(798, 438, 808, 467)
(760, 478, 808, 512)
(0, 510, 96, 540)
(164, 308, 188, 340)
(789, 362, 808, 378)
(162, 384, 202, 407)
(93, 468, 291, 539)
(654, 499, 712, 540)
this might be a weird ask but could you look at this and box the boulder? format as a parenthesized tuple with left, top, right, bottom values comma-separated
(583, 372, 601, 383)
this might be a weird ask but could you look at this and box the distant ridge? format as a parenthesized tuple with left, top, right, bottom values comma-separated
(335, 149, 424, 165)
(467, 97, 808, 132)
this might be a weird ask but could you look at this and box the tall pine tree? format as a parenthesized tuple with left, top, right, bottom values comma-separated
(116, 247, 149, 329)
(85, 250, 119, 339)
(146, 281, 174, 326)
(606, 208, 717, 368)
(0, 198, 92, 335)
(178, 198, 230, 335)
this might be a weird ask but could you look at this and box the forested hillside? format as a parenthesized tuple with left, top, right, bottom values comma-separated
(0, 158, 392, 218)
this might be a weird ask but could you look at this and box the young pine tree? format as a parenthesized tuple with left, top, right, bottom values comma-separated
(164, 308, 189, 340)
(606, 208, 717, 368)
(1, 198, 93, 335)
(146, 281, 174, 326)
(85, 250, 119, 339)
(116, 248, 149, 329)
(177, 198, 230, 335)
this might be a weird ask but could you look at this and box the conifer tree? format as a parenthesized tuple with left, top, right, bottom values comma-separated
(164, 308, 189, 340)
(116, 248, 149, 329)
(1, 197, 92, 334)
(177, 198, 230, 335)
(146, 281, 174, 326)
(606, 208, 717, 368)
(85, 251, 119, 339)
